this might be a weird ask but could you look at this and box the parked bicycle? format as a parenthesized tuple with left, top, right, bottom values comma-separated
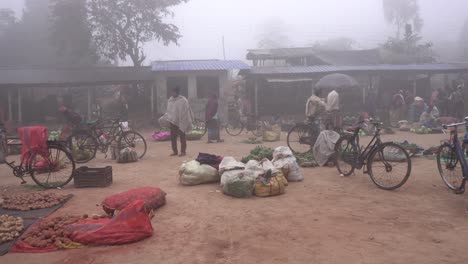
(334, 119, 412, 190)
(436, 117, 468, 194)
(0, 125, 76, 189)
(67, 117, 147, 163)
(286, 119, 323, 154)
(224, 114, 266, 137)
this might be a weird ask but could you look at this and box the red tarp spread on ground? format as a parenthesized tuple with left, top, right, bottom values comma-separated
(69, 200, 153, 246)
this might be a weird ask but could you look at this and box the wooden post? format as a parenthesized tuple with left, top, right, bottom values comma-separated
(254, 79, 259, 116)
(18, 88, 22, 123)
(7, 88, 12, 121)
(87, 87, 92, 120)
(151, 83, 155, 120)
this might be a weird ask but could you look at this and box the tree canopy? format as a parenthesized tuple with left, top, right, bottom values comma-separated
(51, 0, 188, 66)
(382, 0, 423, 39)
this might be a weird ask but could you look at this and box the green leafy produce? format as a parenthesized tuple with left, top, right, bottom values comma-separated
(241, 138, 262, 144)
(241, 146, 273, 163)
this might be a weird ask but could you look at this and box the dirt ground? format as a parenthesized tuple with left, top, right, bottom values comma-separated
(1, 130, 468, 264)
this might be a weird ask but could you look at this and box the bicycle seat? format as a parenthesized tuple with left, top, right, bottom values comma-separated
(87, 120, 99, 126)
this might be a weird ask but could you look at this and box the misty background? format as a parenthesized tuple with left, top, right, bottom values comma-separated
(2, 0, 468, 64)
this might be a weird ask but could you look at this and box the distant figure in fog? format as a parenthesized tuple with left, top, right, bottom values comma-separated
(390, 90, 405, 127)
(408, 96, 427, 123)
(449, 85, 464, 119)
(306, 88, 327, 122)
(205, 94, 223, 143)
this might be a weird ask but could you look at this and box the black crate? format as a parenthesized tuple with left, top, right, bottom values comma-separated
(74, 166, 113, 188)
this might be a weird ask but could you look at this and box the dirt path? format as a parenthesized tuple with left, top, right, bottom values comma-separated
(1, 131, 467, 264)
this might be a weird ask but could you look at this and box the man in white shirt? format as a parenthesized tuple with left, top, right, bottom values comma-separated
(326, 89, 341, 131)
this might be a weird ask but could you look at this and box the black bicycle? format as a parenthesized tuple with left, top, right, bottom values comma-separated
(68, 117, 147, 163)
(334, 119, 412, 190)
(0, 125, 75, 189)
(286, 119, 323, 154)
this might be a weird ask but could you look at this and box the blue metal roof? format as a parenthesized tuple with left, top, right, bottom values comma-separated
(151, 60, 250, 72)
(244, 63, 468, 75)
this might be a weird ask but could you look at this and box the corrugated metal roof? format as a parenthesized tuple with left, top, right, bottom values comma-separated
(0, 66, 153, 87)
(151, 60, 250, 72)
(243, 63, 468, 76)
(246, 48, 381, 65)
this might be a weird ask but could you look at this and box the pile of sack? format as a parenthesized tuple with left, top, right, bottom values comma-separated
(179, 147, 303, 199)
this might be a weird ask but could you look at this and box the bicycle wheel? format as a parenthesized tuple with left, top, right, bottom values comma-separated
(29, 145, 75, 189)
(437, 144, 465, 191)
(118, 131, 147, 159)
(335, 135, 358, 176)
(193, 119, 207, 137)
(287, 124, 313, 154)
(67, 131, 98, 163)
(367, 142, 411, 190)
(251, 120, 264, 137)
(225, 118, 244, 136)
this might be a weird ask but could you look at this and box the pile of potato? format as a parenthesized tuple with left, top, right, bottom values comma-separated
(0, 215, 24, 244)
(21, 215, 85, 248)
(1, 192, 68, 211)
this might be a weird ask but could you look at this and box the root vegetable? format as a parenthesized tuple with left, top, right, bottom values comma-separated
(1, 192, 68, 211)
(0, 214, 24, 245)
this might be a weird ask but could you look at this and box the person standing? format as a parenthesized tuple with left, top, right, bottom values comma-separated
(306, 88, 327, 122)
(205, 94, 223, 143)
(165, 87, 193, 157)
(326, 89, 341, 131)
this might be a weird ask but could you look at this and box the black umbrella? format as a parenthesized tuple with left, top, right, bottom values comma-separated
(315, 73, 359, 89)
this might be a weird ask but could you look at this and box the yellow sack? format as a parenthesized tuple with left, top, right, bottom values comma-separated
(254, 176, 286, 197)
(275, 171, 288, 187)
(263, 125, 281, 142)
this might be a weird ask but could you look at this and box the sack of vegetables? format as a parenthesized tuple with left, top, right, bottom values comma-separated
(102, 187, 166, 216)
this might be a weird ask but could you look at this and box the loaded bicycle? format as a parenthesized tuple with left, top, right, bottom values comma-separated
(67, 117, 147, 163)
(0, 124, 76, 189)
(436, 117, 468, 194)
(334, 119, 412, 190)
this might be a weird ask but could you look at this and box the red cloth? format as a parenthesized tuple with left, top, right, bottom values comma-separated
(102, 187, 166, 215)
(69, 200, 153, 246)
(18, 126, 48, 164)
(205, 97, 218, 121)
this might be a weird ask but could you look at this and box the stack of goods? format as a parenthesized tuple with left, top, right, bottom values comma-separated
(179, 153, 223, 186)
(18, 215, 84, 249)
(13, 187, 167, 252)
(0, 215, 24, 244)
(1, 192, 68, 211)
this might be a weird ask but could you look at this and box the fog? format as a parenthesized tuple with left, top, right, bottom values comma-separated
(2, 0, 468, 63)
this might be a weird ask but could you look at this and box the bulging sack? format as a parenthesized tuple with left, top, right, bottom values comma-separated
(102, 187, 166, 215)
(272, 147, 303, 182)
(221, 170, 256, 198)
(117, 147, 138, 163)
(179, 160, 220, 185)
(254, 171, 286, 197)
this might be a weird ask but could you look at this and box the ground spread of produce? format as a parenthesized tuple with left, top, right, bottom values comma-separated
(0, 131, 467, 264)
(0, 215, 24, 244)
(0, 192, 68, 211)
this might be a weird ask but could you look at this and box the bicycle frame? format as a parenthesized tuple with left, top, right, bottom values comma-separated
(346, 122, 382, 170)
(445, 126, 468, 179)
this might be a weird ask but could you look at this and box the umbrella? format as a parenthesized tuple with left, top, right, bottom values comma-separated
(315, 73, 359, 89)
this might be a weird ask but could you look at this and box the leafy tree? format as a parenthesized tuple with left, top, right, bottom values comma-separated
(381, 24, 435, 64)
(382, 0, 423, 39)
(311, 37, 356, 51)
(50, 0, 97, 65)
(0, 8, 15, 34)
(51, 0, 187, 66)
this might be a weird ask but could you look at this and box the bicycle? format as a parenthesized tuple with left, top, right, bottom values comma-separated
(0, 125, 76, 189)
(67, 117, 147, 163)
(334, 119, 412, 190)
(224, 114, 266, 137)
(286, 118, 324, 154)
(436, 117, 468, 194)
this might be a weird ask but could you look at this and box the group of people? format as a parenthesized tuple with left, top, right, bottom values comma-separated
(389, 84, 465, 128)
(305, 88, 341, 131)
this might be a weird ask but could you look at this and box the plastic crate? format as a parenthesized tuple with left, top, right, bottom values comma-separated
(74, 166, 113, 188)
